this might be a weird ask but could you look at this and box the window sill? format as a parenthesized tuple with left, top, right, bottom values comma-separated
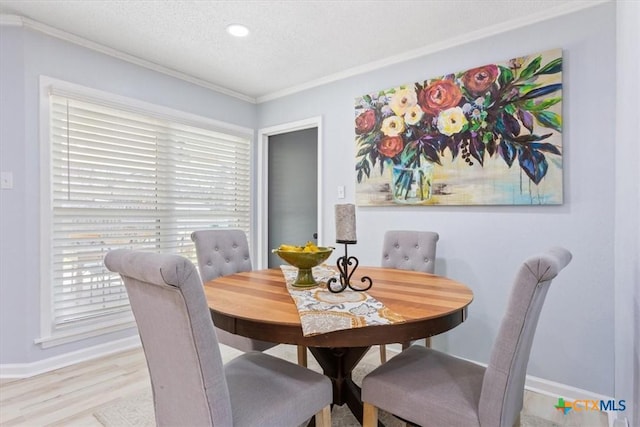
(36, 316, 136, 349)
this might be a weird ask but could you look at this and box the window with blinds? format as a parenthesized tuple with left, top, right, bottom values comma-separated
(41, 87, 252, 344)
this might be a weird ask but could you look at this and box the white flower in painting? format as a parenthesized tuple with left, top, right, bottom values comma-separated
(404, 105, 424, 126)
(381, 116, 406, 136)
(389, 88, 418, 116)
(436, 107, 468, 136)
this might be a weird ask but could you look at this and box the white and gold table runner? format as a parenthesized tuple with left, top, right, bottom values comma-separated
(280, 265, 405, 336)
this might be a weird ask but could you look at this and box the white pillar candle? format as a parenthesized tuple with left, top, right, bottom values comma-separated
(335, 204, 357, 243)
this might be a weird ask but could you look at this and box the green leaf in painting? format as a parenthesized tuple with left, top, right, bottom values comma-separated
(357, 144, 375, 157)
(400, 142, 419, 165)
(535, 57, 562, 75)
(517, 83, 541, 94)
(519, 56, 542, 80)
(368, 150, 377, 164)
(363, 94, 372, 104)
(460, 86, 475, 102)
(522, 97, 562, 112)
(356, 159, 371, 182)
(533, 111, 562, 132)
(363, 132, 379, 146)
(504, 103, 516, 115)
(498, 65, 514, 88)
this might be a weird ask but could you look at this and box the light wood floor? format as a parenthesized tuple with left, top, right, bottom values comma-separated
(1, 345, 610, 427)
(1, 347, 150, 426)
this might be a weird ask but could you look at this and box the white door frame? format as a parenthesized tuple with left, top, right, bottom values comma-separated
(256, 116, 323, 269)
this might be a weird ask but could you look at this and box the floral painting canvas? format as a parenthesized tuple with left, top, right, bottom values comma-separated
(355, 48, 563, 206)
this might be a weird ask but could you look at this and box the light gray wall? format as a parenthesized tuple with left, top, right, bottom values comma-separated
(0, 25, 257, 363)
(257, 3, 616, 395)
(0, 25, 28, 363)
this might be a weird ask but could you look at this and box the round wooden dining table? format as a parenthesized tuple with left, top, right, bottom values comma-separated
(203, 266, 473, 424)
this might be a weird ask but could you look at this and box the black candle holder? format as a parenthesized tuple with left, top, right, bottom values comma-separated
(327, 241, 373, 293)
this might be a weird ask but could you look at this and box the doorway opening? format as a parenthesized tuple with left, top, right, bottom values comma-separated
(256, 117, 323, 269)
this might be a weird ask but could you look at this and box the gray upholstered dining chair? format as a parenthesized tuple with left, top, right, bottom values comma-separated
(190, 229, 308, 367)
(362, 247, 572, 427)
(104, 249, 332, 427)
(379, 230, 439, 362)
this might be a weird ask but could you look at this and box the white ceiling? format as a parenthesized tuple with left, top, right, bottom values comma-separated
(0, 0, 606, 102)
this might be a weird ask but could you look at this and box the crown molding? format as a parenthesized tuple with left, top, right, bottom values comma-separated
(0, 14, 257, 104)
(256, 0, 612, 103)
(0, 14, 22, 26)
(2, 0, 611, 105)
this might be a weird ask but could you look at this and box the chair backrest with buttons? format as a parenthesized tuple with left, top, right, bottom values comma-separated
(190, 229, 277, 353)
(381, 230, 439, 274)
(190, 229, 252, 282)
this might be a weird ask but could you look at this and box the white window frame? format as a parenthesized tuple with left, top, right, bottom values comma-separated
(37, 76, 254, 348)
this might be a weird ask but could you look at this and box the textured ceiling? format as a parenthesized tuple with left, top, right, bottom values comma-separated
(0, 0, 606, 102)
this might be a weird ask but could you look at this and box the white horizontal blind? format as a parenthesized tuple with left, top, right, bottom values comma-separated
(49, 93, 251, 331)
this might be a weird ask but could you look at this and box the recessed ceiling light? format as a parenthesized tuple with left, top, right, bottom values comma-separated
(226, 24, 249, 37)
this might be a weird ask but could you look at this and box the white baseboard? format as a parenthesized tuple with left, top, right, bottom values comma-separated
(0, 335, 141, 379)
(524, 374, 614, 402)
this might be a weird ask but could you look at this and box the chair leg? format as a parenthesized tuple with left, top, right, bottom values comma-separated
(512, 413, 521, 427)
(315, 405, 331, 427)
(425, 336, 431, 348)
(297, 345, 307, 367)
(379, 344, 387, 363)
(363, 402, 378, 427)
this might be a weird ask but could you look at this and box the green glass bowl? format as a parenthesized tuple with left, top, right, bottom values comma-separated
(272, 247, 334, 287)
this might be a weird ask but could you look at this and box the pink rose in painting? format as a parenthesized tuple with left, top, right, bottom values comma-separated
(418, 80, 462, 116)
(378, 136, 404, 158)
(355, 109, 376, 134)
(462, 65, 499, 94)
